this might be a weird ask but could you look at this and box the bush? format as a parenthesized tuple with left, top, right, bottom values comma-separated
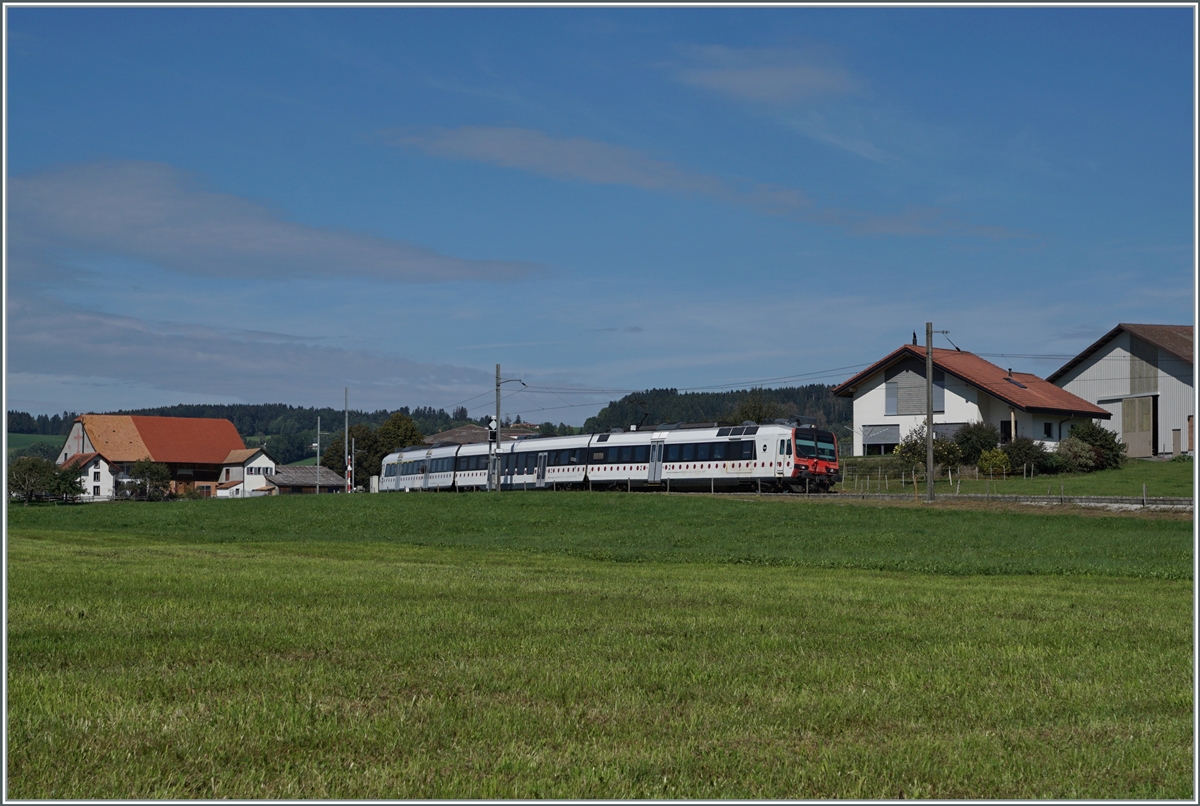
(1068, 421, 1126, 471)
(1002, 437, 1049, 474)
(978, 448, 1010, 476)
(893, 423, 962, 470)
(1055, 436, 1095, 474)
(953, 421, 1000, 465)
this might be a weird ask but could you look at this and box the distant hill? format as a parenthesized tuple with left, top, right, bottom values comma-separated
(581, 386, 851, 435)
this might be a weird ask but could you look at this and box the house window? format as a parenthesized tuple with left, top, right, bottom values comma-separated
(225, 468, 230, 481)
(93, 471, 101, 482)
(93, 486, 100, 496)
(1043, 422, 1053, 439)
(1000, 421, 1012, 444)
(885, 382, 898, 416)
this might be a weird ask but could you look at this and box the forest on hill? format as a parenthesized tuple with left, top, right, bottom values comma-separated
(8, 384, 852, 466)
(581, 386, 851, 435)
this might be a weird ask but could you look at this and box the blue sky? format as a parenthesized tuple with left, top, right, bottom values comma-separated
(5, 6, 1195, 423)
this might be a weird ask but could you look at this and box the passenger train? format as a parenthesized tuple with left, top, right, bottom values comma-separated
(379, 420, 841, 494)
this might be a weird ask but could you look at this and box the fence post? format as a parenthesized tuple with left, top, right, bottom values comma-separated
(1143, 483, 1147, 507)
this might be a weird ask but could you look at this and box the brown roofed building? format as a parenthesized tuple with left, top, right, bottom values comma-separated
(833, 344, 1111, 456)
(1048, 324, 1193, 457)
(56, 414, 271, 498)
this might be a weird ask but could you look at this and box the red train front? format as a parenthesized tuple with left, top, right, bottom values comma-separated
(792, 426, 842, 493)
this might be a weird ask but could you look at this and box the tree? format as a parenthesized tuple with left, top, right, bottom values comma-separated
(12, 441, 62, 461)
(1068, 420, 1126, 470)
(51, 460, 86, 502)
(539, 422, 557, 436)
(892, 423, 961, 470)
(128, 458, 171, 501)
(452, 406, 469, 421)
(729, 389, 783, 425)
(7, 456, 55, 505)
(953, 421, 1000, 465)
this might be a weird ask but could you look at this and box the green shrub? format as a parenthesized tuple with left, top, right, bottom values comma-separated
(953, 421, 1000, 465)
(1002, 436, 1049, 473)
(1170, 453, 1193, 463)
(1055, 436, 1096, 474)
(1069, 421, 1127, 471)
(893, 423, 962, 470)
(978, 447, 1010, 476)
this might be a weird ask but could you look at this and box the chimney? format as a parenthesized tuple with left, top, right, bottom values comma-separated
(912, 332, 917, 345)
(1008, 368, 1013, 377)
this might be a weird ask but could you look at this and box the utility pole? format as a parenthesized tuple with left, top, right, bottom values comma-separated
(345, 387, 350, 494)
(314, 416, 323, 495)
(926, 322, 935, 503)
(494, 363, 501, 492)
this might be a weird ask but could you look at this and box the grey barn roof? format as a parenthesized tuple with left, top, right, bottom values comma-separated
(1047, 323, 1193, 384)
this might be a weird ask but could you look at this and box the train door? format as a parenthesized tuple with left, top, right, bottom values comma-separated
(421, 453, 431, 491)
(776, 437, 787, 477)
(648, 440, 664, 483)
(536, 452, 548, 488)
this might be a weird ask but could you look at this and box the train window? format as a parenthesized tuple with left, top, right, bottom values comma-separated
(779, 439, 786, 455)
(732, 441, 754, 460)
(607, 446, 620, 463)
(558, 450, 570, 466)
(711, 443, 726, 460)
(717, 427, 731, 437)
(576, 448, 589, 465)
(634, 445, 649, 463)
(729, 427, 744, 436)
(697, 444, 710, 461)
(666, 444, 680, 462)
(619, 445, 633, 463)
(797, 434, 817, 458)
(597, 434, 610, 443)
(786, 439, 791, 457)
(682, 444, 695, 461)
(817, 436, 836, 461)
(743, 426, 759, 435)
(591, 450, 606, 463)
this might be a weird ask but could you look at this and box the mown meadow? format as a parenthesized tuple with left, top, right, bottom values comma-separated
(6, 493, 1194, 798)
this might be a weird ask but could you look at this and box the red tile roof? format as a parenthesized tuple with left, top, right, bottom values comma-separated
(834, 345, 1112, 418)
(58, 452, 100, 470)
(1047, 323, 1193, 383)
(131, 416, 246, 464)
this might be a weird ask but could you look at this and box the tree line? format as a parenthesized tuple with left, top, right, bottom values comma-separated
(581, 386, 852, 435)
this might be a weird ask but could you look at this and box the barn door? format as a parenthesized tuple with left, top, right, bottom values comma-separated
(1123, 396, 1154, 458)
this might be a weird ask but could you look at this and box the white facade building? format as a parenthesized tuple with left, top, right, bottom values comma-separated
(834, 344, 1112, 457)
(1048, 324, 1193, 457)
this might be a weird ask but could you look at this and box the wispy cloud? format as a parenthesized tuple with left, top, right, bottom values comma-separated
(390, 126, 1024, 240)
(671, 45, 860, 105)
(4, 295, 497, 411)
(7, 160, 538, 284)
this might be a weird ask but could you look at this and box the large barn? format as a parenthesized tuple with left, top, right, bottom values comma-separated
(1047, 324, 1193, 458)
(56, 414, 276, 500)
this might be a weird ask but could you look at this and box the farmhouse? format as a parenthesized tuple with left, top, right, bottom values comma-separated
(833, 344, 1111, 456)
(56, 414, 276, 500)
(1047, 323, 1193, 458)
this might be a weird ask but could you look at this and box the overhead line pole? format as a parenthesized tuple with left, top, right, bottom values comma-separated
(494, 364, 501, 492)
(926, 322, 935, 503)
(345, 387, 350, 494)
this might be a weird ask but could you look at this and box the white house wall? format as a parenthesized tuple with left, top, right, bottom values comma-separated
(850, 369, 1091, 456)
(56, 422, 93, 465)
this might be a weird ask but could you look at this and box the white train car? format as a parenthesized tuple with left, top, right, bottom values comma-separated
(453, 442, 493, 490)
(498, 433, 592, 490)
(379, 442, 460, 492)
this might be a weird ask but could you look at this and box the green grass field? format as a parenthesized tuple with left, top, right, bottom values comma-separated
(6, 494, 1194, 798)
(839, 456, 1195, 499)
